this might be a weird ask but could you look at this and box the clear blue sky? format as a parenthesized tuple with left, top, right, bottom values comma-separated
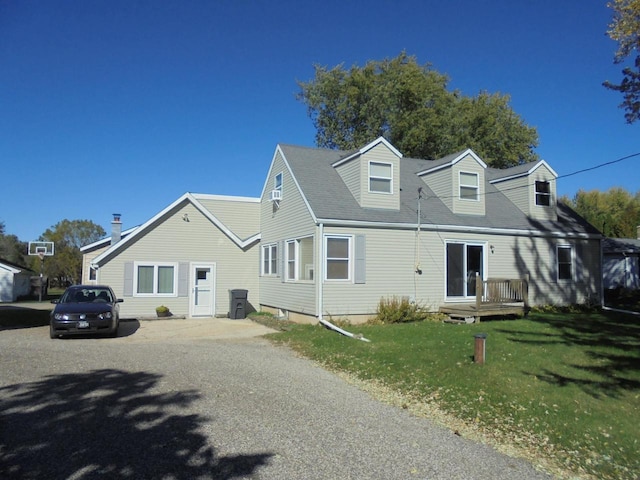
(1, 0, 638, 243)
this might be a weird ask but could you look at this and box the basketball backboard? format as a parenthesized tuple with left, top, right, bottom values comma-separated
(28, 241, 55, 257)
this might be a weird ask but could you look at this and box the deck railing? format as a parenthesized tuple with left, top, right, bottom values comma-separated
(475, 274, 529, 311)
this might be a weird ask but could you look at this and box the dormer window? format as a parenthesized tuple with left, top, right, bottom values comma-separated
(459, 172, 479, 201)
(369, 161, 392, 193)
(535, 181, 551, 206)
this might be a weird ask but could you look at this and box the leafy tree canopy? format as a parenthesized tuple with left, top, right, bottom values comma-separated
(0, 221, 29, 267)
(604, 0, 640, 123)
(561, 187, 640, 238)
(36, 219, 105, 286)
(297, 52, 539, 168)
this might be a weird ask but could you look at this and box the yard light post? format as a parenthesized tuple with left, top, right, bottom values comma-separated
(473, 333, 487, 364)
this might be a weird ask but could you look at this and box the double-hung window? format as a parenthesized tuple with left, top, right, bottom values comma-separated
(135, 262, 177, 296)
(285, 237, 314, 281)
(369, 162, 392, 193)
(262, 244, 278, 275)
(459, 172, 479, 200)
(274, 173, 283, 194)
(325, 235, 351, 280)
(535, 181, 551, 206)
(557, 245, 573, 281)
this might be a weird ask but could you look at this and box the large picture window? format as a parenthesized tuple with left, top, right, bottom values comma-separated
(285, 236, 314, 281)
(459, 172, 479, 201)
(446, 242, 484, 297)
(557, 245, 573, 281)
(325, 235, 351, 280)
(262, 244, 278, 275)
(535, 181, 551, 206)
(369, 162, 392, 193)
(135, 263, 177, 296)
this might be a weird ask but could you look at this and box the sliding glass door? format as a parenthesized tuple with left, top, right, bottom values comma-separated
(446, 242, 484, 298)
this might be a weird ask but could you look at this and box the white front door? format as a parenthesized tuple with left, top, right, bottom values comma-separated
(191, 264, 215, 317)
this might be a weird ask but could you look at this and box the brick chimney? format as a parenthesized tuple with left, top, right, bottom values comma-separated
(111, 213, 122, 245)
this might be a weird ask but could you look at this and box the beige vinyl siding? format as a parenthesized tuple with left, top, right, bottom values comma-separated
(492, 175, 530, 214)
(420, 168, 453, 210)
(360, 143, 400, 210)
(335, 159, 361, 202)
(97, 201, 259, 318)
(260, 150, 318, 316)
(195, 196, 260, 240)
(453, 155, 485, 215)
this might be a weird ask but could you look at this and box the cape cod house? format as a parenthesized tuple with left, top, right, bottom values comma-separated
(85, 137, 602, 322)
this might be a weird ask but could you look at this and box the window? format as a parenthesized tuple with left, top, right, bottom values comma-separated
(285, 237, 314, 281)
(535, 181, 551, 206)
(325, 236, 351, 280)
(262, 244, 278, 275)
(134, 263, 177, 296)
(446, 242, 484, 297)
(274, 173, 283, 193)
(459, 172, 479, 200)
(369, 162, 392, 193)
(557, 245, 573, 281)
(89, 267, 97, 281)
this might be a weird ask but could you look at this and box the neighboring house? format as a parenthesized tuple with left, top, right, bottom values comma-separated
(87, 193, 260, 318)
(0, 258, 34, 302)
(602, 228, 640, 290)
(258, 137, 601, 322)
(84, 137, 602, 322)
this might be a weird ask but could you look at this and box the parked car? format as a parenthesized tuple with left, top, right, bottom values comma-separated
(50, 285, 123, 339)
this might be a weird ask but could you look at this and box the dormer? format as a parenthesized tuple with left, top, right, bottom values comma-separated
(417, 149, 487, 216)
(489, 160, 558, 221)
(332, 137, 402, 210)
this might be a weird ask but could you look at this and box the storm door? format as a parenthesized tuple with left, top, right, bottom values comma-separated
(191, 264, 215, 317)
(446, 243, 484, 298)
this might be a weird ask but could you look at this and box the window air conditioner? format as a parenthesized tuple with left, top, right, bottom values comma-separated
(269, 189, 282, 201)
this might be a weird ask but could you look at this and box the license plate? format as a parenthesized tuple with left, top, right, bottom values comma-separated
(78, 320, 89, 328)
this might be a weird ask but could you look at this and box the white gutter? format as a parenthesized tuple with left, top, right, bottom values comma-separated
(319, 318, 371, 342)
(318, 223, 324, 322)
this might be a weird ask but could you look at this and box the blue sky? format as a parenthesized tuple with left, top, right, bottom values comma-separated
(1, 0, 638, 243)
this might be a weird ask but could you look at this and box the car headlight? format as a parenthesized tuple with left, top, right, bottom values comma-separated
(54, 313, 69, 320)
(98, 312, 112, 320)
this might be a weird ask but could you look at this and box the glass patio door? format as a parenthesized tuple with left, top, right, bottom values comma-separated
(446, 243, 484, 298)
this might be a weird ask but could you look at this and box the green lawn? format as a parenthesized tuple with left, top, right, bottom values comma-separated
(265, 311, 640, 480)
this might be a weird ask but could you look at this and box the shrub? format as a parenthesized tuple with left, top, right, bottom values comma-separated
(374, 296, 430, 324)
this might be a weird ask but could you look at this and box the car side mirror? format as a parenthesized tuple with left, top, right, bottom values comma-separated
(116, 298, 124, 303)
(50, 299, 59, 304)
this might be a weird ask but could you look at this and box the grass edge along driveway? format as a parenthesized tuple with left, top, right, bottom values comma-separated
(264, 311, 640, 480)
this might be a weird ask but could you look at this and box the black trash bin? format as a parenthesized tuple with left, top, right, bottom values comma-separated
(229, 289, 248, 319)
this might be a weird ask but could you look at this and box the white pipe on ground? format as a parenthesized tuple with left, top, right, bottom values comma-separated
(318, 318, 371, 342)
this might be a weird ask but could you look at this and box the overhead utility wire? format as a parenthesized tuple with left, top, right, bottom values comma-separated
(420, 151, 640, 202)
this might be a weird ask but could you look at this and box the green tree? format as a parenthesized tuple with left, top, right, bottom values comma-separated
(0, 221, 29, 266)
(562, 187, 640, 237)
(297, 52, 539, 166)
(604, 0, 640, 123)
(36, 219, 105, 286)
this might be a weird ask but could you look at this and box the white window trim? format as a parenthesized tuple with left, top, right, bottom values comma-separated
(324, 235, 352, 282)
(459, 171, 479, 201)
(368, 161, 393, 194)
(133, 261, 178, 297)
(556, 244, 573, 282)
(285, 236, 314, 282)
(274, 172, 283, 192)
(262, 243, 278, 276)
(535, 180, 551, 207)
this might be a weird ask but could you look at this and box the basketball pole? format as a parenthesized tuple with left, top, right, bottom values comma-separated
(38, 252, 45, 302)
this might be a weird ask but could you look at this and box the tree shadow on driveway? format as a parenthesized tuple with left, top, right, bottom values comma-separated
(0, 369, 273, 479)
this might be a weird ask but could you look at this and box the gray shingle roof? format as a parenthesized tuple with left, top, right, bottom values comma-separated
(603, 237, 640, 253)
(279, 144, 599, 235)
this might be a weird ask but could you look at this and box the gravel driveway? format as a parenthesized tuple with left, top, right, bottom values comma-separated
(0, 319, 552, 479)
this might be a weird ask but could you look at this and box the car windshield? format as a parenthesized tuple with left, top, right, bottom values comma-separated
(61, 288, 113, 304)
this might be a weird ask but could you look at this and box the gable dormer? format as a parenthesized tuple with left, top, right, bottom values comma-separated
(417, 149, 487, 216)
(332, 137, 402, 211)
(489, 160, 558, 221)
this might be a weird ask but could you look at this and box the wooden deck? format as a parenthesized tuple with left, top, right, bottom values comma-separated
(440, 275, 529, 323)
